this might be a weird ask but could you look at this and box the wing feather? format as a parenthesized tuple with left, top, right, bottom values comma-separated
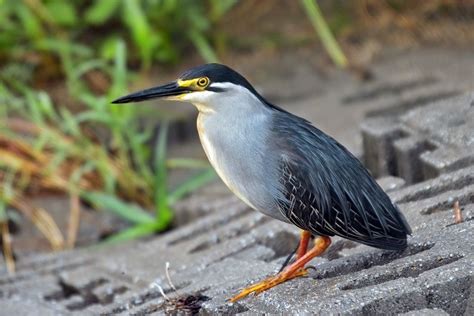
(271, 112, 411, 250)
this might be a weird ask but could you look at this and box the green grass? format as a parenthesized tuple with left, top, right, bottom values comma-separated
(0, 0, 238, 73)
(0, 40, 216, 250)
(300, 0, 348, 68)
(0, 1, 239, 255)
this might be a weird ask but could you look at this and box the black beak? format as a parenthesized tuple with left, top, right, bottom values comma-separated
(111, 81, 189, 104)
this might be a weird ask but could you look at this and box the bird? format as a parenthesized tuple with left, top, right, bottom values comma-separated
(112, 63, 412, 302)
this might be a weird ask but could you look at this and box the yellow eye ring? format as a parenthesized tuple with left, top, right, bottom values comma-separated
(197, 77, 209, 88)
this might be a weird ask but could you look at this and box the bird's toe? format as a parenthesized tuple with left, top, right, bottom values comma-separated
(228, 268, 308, 302)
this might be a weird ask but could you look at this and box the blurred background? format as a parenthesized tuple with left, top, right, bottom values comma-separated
(1, 0, 473, 273)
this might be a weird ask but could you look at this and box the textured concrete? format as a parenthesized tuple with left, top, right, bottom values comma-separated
(1, 49, 473, 315)
(1, 165, 471, 315)
(362, 93, 474, 183)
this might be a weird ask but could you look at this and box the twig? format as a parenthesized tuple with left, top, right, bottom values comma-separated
(1, 221, 15, 274)
(67, 193, 81, 249)
(150, 282, 170, 301)
(453, 200, 463, 224)
(165, 261, 178, 292)
(149, 262, 178, 303)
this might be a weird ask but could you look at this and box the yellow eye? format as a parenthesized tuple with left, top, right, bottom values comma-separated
(197, 77, 209, 88)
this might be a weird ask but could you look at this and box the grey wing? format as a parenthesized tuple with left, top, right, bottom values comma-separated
(272, 112, 411, 250)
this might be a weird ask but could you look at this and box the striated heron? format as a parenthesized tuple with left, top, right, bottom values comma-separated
(112, 63, 412, 302)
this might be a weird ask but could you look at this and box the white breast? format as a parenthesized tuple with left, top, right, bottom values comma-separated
(198, 123, 257, 209)
(196, 110, 288, 222)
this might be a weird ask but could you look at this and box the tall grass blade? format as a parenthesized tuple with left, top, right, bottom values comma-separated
(166, 158, 210, 169)
(300, 0, 348, 68)
(82, 191, 154, 225)
(188, 29, 219, 63)
(104, 221, 160, 244)
(168, 168, 216, 205)
(153, 122, 173, 228)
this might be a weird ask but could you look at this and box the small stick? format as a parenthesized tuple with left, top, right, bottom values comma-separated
(453, 201, 463, 224)
(67, 193, 81, 249)
(1, 221, 15, 274)
(151, 282, 170, 301)
(166, 262, 177, 292)
(149, 262, 178, 302)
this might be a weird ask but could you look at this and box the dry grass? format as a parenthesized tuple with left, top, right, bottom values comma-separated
(0, 118, 151, 271)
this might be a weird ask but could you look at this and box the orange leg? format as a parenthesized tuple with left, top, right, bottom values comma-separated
(278, 230, 312, 273)
(296, 230, 312, 260)
(229, 235, 331, 302)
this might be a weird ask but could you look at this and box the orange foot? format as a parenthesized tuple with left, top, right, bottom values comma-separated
(229, 267, 308, 302)
(229, 234, 331, 302)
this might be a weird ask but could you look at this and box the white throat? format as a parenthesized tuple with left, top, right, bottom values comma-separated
(189, 83, 288, 221)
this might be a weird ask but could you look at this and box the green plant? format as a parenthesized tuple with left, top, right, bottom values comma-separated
(300, 0, 348, 68)
(0, 40, 216, 272)
(0, 0, 239, 272)
(0, 0, 237, 74)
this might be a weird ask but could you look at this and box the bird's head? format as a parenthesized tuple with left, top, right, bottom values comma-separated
(112, 63, 265, 113)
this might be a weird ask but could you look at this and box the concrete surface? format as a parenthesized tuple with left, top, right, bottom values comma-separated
(1, 48, 473, 315)
(362, 93, 474, 182)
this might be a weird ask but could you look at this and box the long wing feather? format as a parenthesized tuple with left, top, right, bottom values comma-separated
(271, 111, 411, 250)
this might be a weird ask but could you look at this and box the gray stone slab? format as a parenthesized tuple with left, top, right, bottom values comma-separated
(362, 92, 474, 184)
(400, 308, 449, 316)
(2, 145, 471, 315)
